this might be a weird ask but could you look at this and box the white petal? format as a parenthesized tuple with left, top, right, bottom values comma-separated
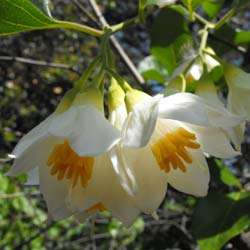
(39, 147, 73, 220)
(48, 106, 78, 137)
(184, 123, 240, 158)
(49, 105, 121, 156)
(25, 167, 39, 185)
(110, 145, 137, 197)
(68, 155, 139, 227)
(116, 146, 168, 214)
(99, 155, 139, 227)
(167, 148, 210, 197)
(8, 136, 54, 176)
(123, 95, 162, 148)
(228, 86, 250, 118)
(159, 93, 245, 127)
(109, 104, 127, 130)
(12, 114, 54, 157)
(152, 119, 209, 196)
(225, 125, 245, 151)
(40, 166, 73, 220)
(195, 78, 224, 108)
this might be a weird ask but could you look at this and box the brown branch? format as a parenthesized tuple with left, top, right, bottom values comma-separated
(72, 0, 99, 26)
(87, 0, 146, 87)
(0, 56, 81, 75)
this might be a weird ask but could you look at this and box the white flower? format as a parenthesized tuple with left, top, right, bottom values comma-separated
(224, 64, 250, 119)
(110, 90, 245, 215)
(8, 88, 123, 221)
(195, 75, 248, 150)
(185, 54, 220, 83)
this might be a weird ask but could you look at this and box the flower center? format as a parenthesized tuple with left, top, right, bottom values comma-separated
(85, 202, 106, 213)
(151, 127, 200, 173)
(47, 140, 94, 188)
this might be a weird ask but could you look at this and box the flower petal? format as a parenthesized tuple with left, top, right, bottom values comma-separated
(114, 146, 168, 214)
(39, 144, 73, 220)
(49, 105, 121, 156)
(8, 136, 54, 176)
(25, 167, 39, 185)
(110, 145, 137, 196)
(12, 114, 54, 157)
(123, 95, 162, 148)
(68, 154, 139, 227)
(167, 147, 210, 197)
(159, 93, 245, 128)
(184, 123, 240, 158)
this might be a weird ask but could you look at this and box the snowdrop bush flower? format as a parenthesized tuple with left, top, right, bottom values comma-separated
(109, 87, 245, 216)
(224, 64, 250, 119)
(8, 87, 129, 222)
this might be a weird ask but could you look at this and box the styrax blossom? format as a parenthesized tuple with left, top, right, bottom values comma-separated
(8, 87, 125, 221)
(110, 88, 245, 216)
(195, 72, 249, 150)
(224, 64, 250, 146)
(185, 54, 220, 83)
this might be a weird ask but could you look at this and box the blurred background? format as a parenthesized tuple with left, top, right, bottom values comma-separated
(0, 0, 250, 249)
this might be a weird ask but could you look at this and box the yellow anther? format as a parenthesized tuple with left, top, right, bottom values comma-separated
(47, 140, 94, 188)
(85, 202, 106, 213)
(151, 127, 200, 173)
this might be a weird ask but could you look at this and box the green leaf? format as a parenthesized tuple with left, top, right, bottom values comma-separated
(138, 55, 168, 83)
(192, 191, 250, 250)
(31, 0, 52, 17)
(151, 47, 177, 75)
(0, 0, 102, 37)
(215, 159, 242, 189)
(151, 7, 192, 74)
(235, 30, 250, 45)
(208, 158, 242, 189)
(202, 0, 225, 18)
(0, 0, 57, 36)
(182, 0, 202, 11)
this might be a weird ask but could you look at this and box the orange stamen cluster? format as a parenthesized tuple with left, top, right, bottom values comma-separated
(151, 127, 200, 173)
(85, 202, 106, 213)
(47, 140, 94, 188)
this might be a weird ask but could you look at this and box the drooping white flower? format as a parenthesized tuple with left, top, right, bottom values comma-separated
(185, 54, 220, 83)
(195, 74, 248, 150)
(8, 87, 123, 221)
(224, 64, 250, 119)
(110, 89, 245, 215)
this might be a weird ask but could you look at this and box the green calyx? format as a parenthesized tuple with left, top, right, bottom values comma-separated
(108, 78, 125, 112)
(55, 88, 79, 113)
(125, 89, 149, 112)
(73, 87, 104, 112)
(55, 86, 104, 114)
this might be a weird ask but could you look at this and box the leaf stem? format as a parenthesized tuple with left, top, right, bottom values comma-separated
(53, 20, 103, 37)
(214, 7, 237, 30)
(110, 16, 139, 34)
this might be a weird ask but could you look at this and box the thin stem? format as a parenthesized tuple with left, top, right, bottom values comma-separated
(0, 55, 80, 74)
(199, 27, 209, 55)
(180, 75, 186, 92)
(106, 69, 132, 92)
(88, 0, 146, 87)
(193, 12, 214, 28)
(214, 7, 237, 30)
(110, 17, 139, 34)
(76, 57, 102, 90)
(52, 20, 103, 37)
